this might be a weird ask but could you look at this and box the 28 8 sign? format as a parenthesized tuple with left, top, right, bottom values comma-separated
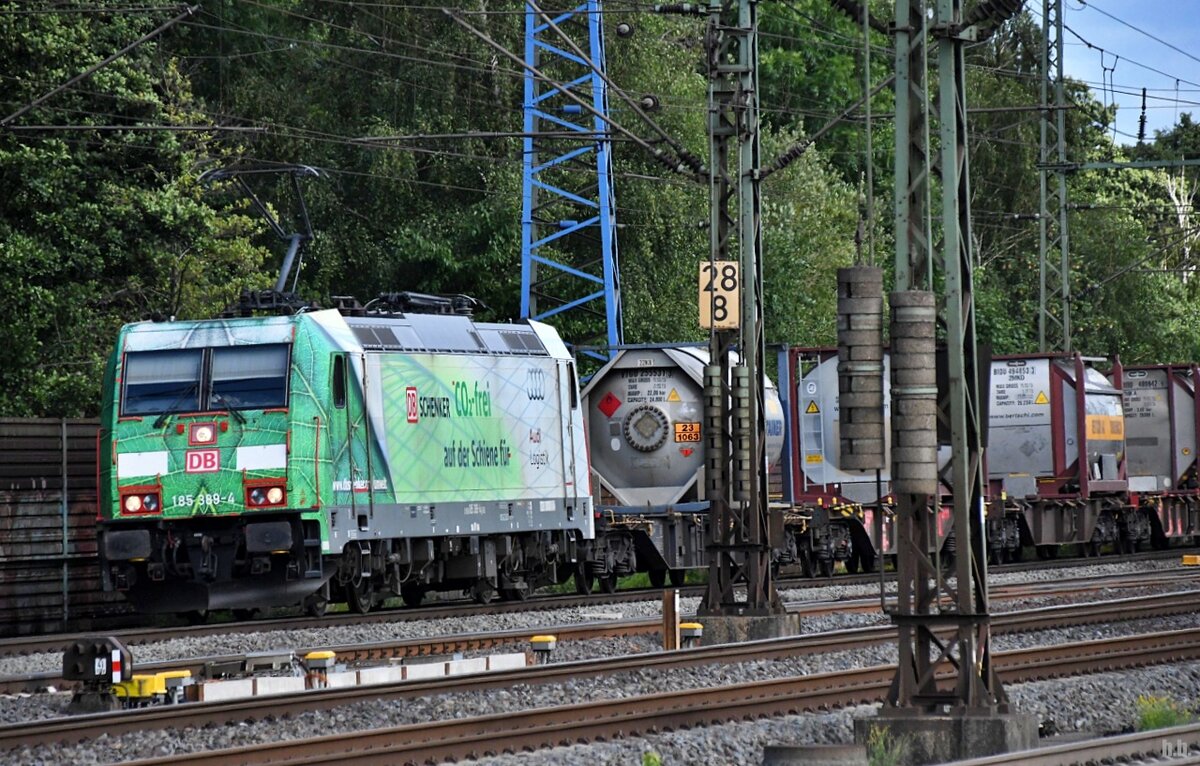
(699, 261, 740, 330)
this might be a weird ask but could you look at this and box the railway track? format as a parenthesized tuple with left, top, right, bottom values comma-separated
(1, 553, 1190, 659)
(952, 722, 1200, 765)
(29, 625, 1200, 766)
(4, 588, 1200, 752)
(3, 568, 1198, 693)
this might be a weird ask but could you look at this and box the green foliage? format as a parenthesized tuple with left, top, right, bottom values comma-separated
(0, 7, 273, 415)
(7, 4, 1200, 416)
(642, 751, 663, 766)
(866, 725, 910, 766)
(1135, 694, 1195, 731)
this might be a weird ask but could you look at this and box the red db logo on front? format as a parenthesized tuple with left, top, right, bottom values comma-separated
(185, 449, 220, 473)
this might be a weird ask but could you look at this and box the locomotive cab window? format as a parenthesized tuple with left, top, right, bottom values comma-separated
(122, 349, 203, 416)
(332, 354, 346, 409)
(210, 344, 290, 410)
(568, 362, 579, 409)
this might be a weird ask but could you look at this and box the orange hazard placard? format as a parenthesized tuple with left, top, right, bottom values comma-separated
(1086, 414, 1124, 441)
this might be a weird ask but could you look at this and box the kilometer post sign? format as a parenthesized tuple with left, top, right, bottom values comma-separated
(699, 261, 740, 330)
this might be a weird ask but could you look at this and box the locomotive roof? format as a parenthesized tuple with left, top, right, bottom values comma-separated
(343, 313, 553, 357)
(120, 310, 568, 359)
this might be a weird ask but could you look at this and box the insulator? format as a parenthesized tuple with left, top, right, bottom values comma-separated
(732, 366, 752, 501)
(837, 266, 885, 471)
(890, 290, 938, 496)
(703, 364, 725, 495)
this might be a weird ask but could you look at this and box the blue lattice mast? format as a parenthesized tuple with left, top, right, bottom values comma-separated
(520, 1, 623, 360)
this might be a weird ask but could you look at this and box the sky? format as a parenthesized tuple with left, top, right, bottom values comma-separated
(1053, 0, 1200, 146)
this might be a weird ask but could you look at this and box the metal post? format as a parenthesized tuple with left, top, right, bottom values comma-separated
(1039, 0, 1070, 352)
(935, 0, 1002, 709)
(663, 589, 680, 650)
(699, 0, 780, 617)
(884, 0, 1005, 712)
(61, 418, 69, 623)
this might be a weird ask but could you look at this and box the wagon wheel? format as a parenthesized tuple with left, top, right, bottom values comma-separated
(347, 576, 376, 614)
(648, 569, 667, 588)
(599, 572, 619, 594)
(669, 568, 687, 587)
(845, 550, 860, 575)
(858, 550, 877, 574)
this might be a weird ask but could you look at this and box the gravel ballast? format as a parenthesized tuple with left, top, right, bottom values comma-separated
(8, 611, 1200, 765)
(0, 558, 1188, 679)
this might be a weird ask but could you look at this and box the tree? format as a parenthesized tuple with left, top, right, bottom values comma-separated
(0, 6, 273, 416)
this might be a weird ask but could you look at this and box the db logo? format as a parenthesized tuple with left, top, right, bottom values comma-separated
(185, 449, 220, 473)
(406, 387, 418, 423)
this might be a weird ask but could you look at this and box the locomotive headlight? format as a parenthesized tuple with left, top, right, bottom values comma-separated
(142, 493, 159, 512)
(124, 494, 143, 512)
(189, 422, 217, 445)
(249, 488, 266, 505)
(266, 486, 284, 504)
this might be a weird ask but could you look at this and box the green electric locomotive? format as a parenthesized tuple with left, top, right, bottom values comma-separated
(97, 301, 592, 616)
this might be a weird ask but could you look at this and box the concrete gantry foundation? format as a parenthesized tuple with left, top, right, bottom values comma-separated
(853, 710, 1039, 765)
(696, 614, 800, 646)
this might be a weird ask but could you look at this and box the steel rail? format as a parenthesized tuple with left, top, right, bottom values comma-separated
(3, 580, 1199, 694)
(954, 722, 1200, 765)
(2, 552, 1190, 658)
(100, 628, 1200, 766)
(4, 591, 1200, 751)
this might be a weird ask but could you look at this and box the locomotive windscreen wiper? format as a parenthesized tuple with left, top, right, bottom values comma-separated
(152, 382, 199, 429)
(210, 390, 247, 425)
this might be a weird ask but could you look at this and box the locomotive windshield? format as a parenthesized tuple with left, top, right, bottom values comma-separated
(210, 345, 289, 410)
(121, 344, 290, 416)
(122, 349, 203, 415)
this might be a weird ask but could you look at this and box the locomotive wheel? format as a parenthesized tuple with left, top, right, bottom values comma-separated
(471, 581, 495, 604)
(400, 583, 425, 608)
(500, 586, 529, 602)
(304, 591, 328, 618)
(817, 558, 834, 579)
(669, 568, 687, 587)
(599, 572, 619, 594)
(348, 578, 376, 614)
(575, 572, 595, 595)
(232, 608, 261, 621)
(648, 569, 667, 588)
(182, 610, 209, 625)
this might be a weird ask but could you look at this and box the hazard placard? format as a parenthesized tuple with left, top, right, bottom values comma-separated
(805, 400, 820, 414)
(667, 388, 682, 403)
(598, 391, 621, 418)
(1034, 391, 1049, 405)
(674, 422, 701, 442)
